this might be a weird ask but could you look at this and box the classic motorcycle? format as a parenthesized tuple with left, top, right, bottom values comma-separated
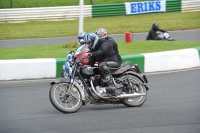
(49, 45, 149, 113)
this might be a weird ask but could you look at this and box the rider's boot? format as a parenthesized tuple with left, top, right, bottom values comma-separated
(105, 75, 116, 94)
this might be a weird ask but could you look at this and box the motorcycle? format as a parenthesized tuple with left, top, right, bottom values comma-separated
(49, 45, 149, 113)
(156, 32, 175, 41)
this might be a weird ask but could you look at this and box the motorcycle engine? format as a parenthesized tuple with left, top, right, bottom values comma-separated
(95, 86, 106, 96)
(88, 76, 107, 100)
(89, 86, 106, 100)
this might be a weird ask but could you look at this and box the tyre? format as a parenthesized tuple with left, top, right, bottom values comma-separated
(49, 83, 82, 113)
(119, 75, 147, 107)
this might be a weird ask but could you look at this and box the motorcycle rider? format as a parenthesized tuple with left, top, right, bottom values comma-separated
(84, 33, 121, 95)
(146, 22, 167, 40)
(63, 32, 86, 77)
(78, 31, 86, 46)
(95, 28, 122, 63)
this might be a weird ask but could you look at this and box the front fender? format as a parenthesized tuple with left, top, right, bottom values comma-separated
(51, 78, 70, 85)
(50, 78, 86, 103)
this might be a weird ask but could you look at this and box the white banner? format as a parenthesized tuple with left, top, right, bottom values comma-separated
(125, 0, 166, 15)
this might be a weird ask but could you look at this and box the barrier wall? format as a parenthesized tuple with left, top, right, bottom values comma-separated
(144, 48, 200, 72)
(182, 0, 200, 12)
(0, 5, 92, 22)
(0, 1, 199, 22)
(0, 58, 56, 80)
(0, 48, 200, 80)
(166, 0, 181, 12)
(92, 3, 126, 17)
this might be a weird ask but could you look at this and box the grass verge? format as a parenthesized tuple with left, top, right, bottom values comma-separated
(0, 41, 200, 60)
(0, 12, 200, 40)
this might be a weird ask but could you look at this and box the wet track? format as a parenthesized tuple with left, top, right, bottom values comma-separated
(0, 68, 200, 133)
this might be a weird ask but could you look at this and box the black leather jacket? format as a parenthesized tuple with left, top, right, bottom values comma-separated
(106, 37, 122, 63)
(87, 39, 120, 66)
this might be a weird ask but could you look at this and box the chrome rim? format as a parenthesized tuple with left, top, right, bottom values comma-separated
(54, 84, 81, 109)
(124, 77, 145, 103)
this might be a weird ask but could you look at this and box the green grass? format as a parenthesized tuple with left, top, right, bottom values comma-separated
(0, 0, 148, 8)
(0, 41, 200, 60)
(0, 3, 200, 60)
(0, 11, 200, 40)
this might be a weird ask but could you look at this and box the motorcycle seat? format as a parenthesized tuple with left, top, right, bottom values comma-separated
(111, 61, 132, 75)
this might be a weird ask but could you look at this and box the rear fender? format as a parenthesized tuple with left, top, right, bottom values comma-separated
(51, 78, 86, 103)
(126, 71, 149, 91)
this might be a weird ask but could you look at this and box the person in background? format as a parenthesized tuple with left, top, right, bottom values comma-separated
(84, 33, 121, 95)
(146, 22, 167, 40)
(95, 28, 122, 63)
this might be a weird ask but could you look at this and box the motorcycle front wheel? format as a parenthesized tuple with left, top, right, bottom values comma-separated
(119, 75, 147, 107)
(49, 83, 82, 113)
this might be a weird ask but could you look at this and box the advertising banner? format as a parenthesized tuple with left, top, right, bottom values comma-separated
(125, 0, 166, 15)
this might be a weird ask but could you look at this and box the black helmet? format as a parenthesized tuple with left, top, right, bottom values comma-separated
(152, 23, 159, 30)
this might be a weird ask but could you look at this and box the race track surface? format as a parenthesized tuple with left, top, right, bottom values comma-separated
(0, 68, 200, 133)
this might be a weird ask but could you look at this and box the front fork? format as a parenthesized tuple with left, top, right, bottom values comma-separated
(65, 63, 78, 96)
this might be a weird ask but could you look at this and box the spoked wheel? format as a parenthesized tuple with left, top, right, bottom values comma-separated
(119, 75, 147, 107)
(49, 83, 82, 113)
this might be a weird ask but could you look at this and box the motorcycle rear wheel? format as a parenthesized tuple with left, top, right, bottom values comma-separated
(119, 75, 147, 107)
(49, 83, 82, 113)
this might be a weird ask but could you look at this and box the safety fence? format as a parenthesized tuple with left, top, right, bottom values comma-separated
(166, 0, 181, 12)
(92, 3, 126, 17)
(0, 5, 92, 22)
(165, 0, 200, 13)
(0, 0, 199, 22)
(182, 0, 200, 12)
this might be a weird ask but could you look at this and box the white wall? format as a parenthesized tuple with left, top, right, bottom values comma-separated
(0, 58, 56, 80)
(0, 49, 200, 80)
(143, 48, 200, 72)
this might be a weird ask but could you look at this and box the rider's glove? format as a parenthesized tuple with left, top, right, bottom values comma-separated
(86, 51, 92, 57)
(88, 53, 92, 57)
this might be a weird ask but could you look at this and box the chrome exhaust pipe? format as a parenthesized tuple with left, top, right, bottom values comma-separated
(90, 77, 146, 99)
(117, 93, 146, 98)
